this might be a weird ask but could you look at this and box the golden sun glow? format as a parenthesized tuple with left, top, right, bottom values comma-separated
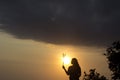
(62, 56, 71, 65)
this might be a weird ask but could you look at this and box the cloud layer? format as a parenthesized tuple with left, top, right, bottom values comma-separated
(0, 0, 120, 46)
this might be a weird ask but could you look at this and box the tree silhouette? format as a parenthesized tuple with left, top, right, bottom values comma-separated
(104, 41, 120, 80)
(83, 68, 108, 80)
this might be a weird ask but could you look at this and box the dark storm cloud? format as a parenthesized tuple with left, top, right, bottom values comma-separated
(0, 0, 120, 46)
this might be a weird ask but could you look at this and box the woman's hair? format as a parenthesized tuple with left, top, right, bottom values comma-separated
(71, 58, 79, 66)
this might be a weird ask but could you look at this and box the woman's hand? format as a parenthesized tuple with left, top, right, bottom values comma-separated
(62, 65, 69, 75)
(62, 65, 65, 69)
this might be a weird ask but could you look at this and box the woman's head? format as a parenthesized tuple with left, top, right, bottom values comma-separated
(71, 58, 78, 65)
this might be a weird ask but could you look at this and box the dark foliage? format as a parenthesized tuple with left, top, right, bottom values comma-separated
(83, 68, 108, 80)
(104, 41, 120, 80)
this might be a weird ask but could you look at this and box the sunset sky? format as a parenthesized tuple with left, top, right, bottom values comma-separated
(0, 0, 120, 80)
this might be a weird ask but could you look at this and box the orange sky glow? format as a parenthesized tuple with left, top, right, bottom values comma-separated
(0, 32, 111, 80)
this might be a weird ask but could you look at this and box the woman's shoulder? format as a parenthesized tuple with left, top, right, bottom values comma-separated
(68, 66, 73, 69)
(68, 66, 73, 72)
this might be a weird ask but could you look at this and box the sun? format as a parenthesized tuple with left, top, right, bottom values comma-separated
(62, 56, 71, 65)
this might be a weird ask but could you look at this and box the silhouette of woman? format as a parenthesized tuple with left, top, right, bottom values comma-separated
(62, 58, 81, 80)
